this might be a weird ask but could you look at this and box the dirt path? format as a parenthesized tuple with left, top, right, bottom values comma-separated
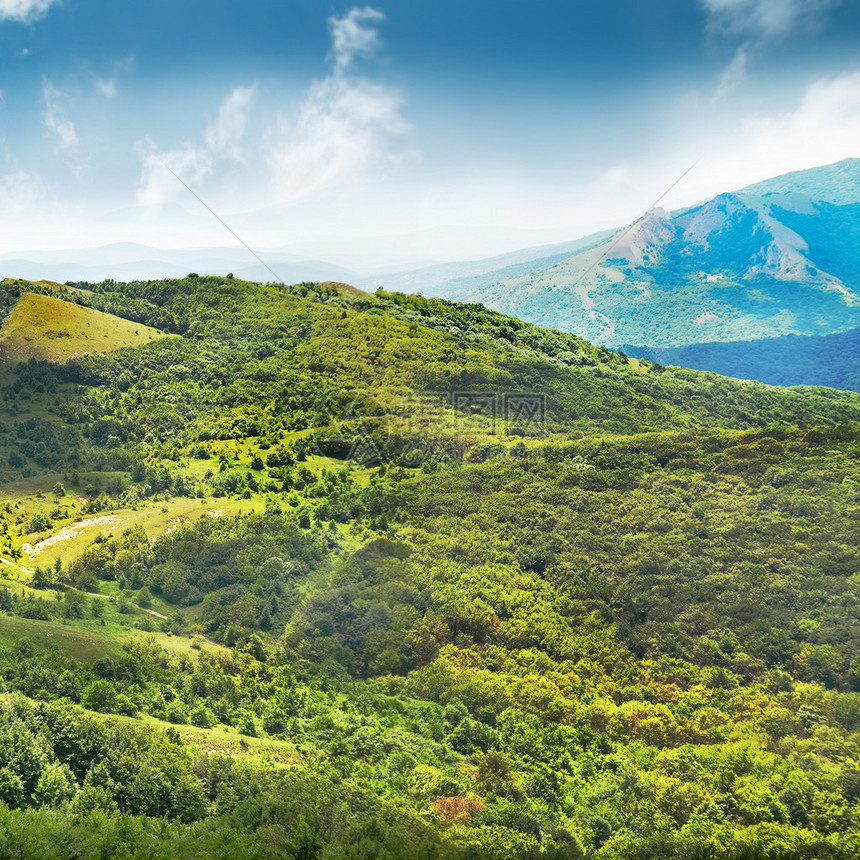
(20, 515, 119, 557)
(11, 578, 221, 649)
(64, 585, 223, 645)
(61, 583, 169, 619)
(0, 556, 33, 575)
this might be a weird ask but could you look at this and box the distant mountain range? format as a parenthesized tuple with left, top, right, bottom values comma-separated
(4, 159, 860, 379)
(405, 158, 860, 349)
(351, 231, 614, 295)
(0, 244, 358, 286)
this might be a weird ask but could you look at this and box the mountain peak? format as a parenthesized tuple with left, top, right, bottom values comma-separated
(607, 207, 674, 266)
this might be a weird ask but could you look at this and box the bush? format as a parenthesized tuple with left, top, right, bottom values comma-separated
(189, 704, 217, 728)
(166, 701, 188, 724)
(235, 710, 259, 737)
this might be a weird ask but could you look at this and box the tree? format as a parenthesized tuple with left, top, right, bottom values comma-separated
(81, 679, 117, 713)
(31, 566, 53, 589)
(0, 767, 25, 809)
(236, 710, 259, 737)
(33, 762, 77, 808)
(63, 589, 87, 619)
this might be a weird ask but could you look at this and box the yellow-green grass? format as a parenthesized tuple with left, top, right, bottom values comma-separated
(0, 692, 302, 764)
(0, 291, 167, 378)
(47, 707, 304, 765)
(33, 280, 71, 292)
(0, 613, 131, 662)
(0, 471, 135, 506)
(0, 604, 230, 663)
(31, 279, 93, 297)
(3, 278, 74, 293)
(14, 495, 266, 570)
(131, 714, 303, 765)
(321, 280, 372, 298)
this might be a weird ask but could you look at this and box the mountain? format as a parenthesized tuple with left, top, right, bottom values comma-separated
(353, 230, 613, 294)
(421, 158, 860, 348)
(624, 326, 860, 391)
(3, 275, 860, 857)
(0, 242, 358, 285)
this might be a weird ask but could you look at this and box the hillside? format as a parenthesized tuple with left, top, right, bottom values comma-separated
(624, 327, 860, 391)
(0, 284, 166, 381)
(1, 274, 860, 858)
(423, 159, 860, 350)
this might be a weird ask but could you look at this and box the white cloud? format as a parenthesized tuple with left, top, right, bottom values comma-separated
(93, 57, 134, 100)
(137, 85, 257, 205)
(135, 8, 406, 220)
(715, 44, 749, 99)
(136, 138, 213, 207)
(204, 84, 257, 161)
(268, 75, 408, 203)
(703, 1, 842, 102)
(268, 7, 408, 204)
(0, 0, 57, 23)
(41, 77, 79, 158)
(573, 70, 860, 240)
(701, 0, 841, 40)
(650, 70, 860, 212)
(328, 6, 385, 72)
(0, 170, 46, 211)
(95, 77, 117, 99)
(734, 71, 860, 176)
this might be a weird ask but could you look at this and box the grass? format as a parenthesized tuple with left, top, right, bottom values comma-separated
(0, 596, 232, 662)
(9, 494, 266, 570)
(129, 714, 303, 765)
(321, 280, 372, 298)
(0, 291, 168, 378)
(0, 613, 129, 663)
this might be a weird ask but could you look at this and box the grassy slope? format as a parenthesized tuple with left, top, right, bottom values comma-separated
(0, 277, 858, 639)
(0, 291, 166, 378)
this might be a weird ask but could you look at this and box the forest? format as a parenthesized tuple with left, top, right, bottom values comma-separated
(0, 275, 859, 858)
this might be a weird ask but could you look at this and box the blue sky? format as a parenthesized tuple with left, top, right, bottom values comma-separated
(1, 0, 860, 266)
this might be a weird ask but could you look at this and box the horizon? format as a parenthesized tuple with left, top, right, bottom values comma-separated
(1, 1, 860, 264)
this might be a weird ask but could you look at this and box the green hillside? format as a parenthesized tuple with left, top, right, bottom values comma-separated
(1, 274, 860, 858)
(0, 282, 167, 383)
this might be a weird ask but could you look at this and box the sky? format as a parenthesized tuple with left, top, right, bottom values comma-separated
(1, 0, 860, 268)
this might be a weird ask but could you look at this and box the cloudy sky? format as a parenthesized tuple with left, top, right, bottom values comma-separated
(1, 0, 859, 266)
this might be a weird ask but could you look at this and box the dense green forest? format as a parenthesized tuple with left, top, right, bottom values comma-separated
(624, 328, 860, 392)
(1, 275, 860, 858)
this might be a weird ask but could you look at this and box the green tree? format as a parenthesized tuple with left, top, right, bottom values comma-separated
(33, 762, 77, 808)
(81, 679, 117, 713)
